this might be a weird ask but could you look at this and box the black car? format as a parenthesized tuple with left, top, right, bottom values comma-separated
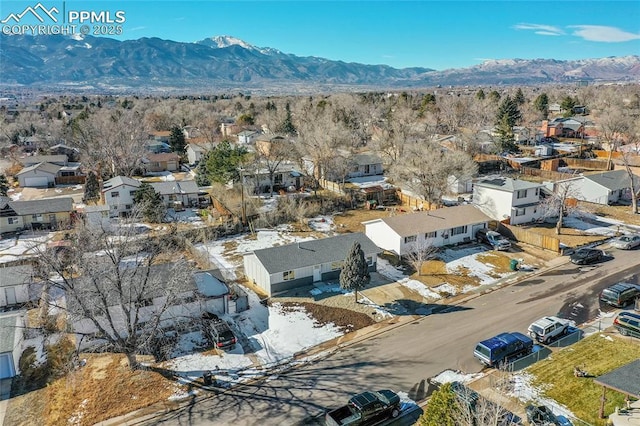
(600, 282, 640, 308)
(203, 314, 237, 350)
(570, 248, 605, 265)
(526, 404, 560, 426)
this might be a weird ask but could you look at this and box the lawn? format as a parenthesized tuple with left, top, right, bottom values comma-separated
(520, 222, 609, 248)
(525, 333, 640, 425)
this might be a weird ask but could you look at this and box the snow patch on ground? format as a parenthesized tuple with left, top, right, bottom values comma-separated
(441, 246, 515, 285)
(433, 283, 458, 296)
(510, 372, 576, 420)
(400, 279, 442, 300)
(432, 369, 484, 385)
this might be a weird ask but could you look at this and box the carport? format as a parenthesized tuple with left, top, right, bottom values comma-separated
(594, 359, 640, 419)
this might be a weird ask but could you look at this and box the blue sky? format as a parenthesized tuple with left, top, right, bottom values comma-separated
(2, 1, 639, 70)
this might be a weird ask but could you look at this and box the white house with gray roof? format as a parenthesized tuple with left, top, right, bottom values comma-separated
(561, 170, 640, 205)
(15, 162, 61, 187)
(0, 311, 26, 378)
(473, 177, 545, 225)
(243, 233, 381, 296)
(0, 265, 35, 309)
(102, 176, 141, 218)
(363, 204, 492, 257)
(150, 180, 199, 208)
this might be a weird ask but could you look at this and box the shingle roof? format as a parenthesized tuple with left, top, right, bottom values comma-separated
(150, 180, 199, 195)
(585, 170, 640, 191)
(8, 197, 74, 215)
(351, 152, 383, 166)
(145, 153, 180, 162)
(0, 265, 33, 288)
(102, 176, 141, 191)
(0, 312, 22, 353)
(594, 359, 640, 398)
(372, 205, 491, 237)
(21, 155, 68, 165)
(475, 177, 544, 192)
(251, 233, 381, 274)
(187, 142, 215, 153)
(16, 162, 61, 176)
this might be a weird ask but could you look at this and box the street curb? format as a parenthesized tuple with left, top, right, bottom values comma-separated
(100, 254, 573, 425)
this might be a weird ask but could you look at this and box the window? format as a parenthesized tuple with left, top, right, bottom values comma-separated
(125, 204, 132, 210)
(515, 208, 526, 216)
(31, 214, 43, 221)
(8, 217, 18, 224)
(60, 171, 74, 177)
(404, 235, 417, 244)
(275, 174, 283, 184)
(366, 256, 374, 266)
(425, 231, 436, 239)
(535, 188, 539, 196)
(331, 261, 343, 270)
(111, 191, 120, 198)
(111, 205, 118, 210)
(283, 270, 295, 281)
(516, 189, 527, 199)
(451, 225, 468, 236)
(130, 190, 137, 196)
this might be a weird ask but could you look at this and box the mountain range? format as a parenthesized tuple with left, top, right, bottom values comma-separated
(1, 34, 639, 93)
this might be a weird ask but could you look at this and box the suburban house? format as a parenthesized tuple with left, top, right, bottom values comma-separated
(557, 170, 640, 205)
(363, 205, 491, 257)
(16, 162, 60, 187)
(347, 152, 384, 178)
(447, 174, 474, 194)
(186, 141, 215, 166)
(237, 130, 259, 144)
(541, 118, 585, 139)
(0, 265, 35, 309)
(0, 197, 74, 234)
(473, 177, 545, 225)
(143, 153, 181, 173)
(49, 144, 80, 161)
(149, 130, 171, 143)
(70, 266, 231, 349)
(150, 180, 200, 208)
(255, 135, 287, 158)
(243, 232, 380, 296)
(101, 176, 141, 218)
(80, 204, 111, 229)
(145, 140, 172, 154)
(243, 163, 304, 194)
(21, 154, 68, 167)
(0, 311, 26, 379)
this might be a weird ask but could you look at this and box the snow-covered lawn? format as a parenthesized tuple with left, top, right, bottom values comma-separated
(0, 232, 52, 263)
(510, 372, 576, 423)
(440, 246, 515, 286)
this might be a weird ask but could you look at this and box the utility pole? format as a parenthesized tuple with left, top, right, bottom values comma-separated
(239, 167, 247, 225)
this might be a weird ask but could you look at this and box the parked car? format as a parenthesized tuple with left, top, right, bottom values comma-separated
(599, 282, 640, 308)
(613, 311, 640, 338)
(525, 405, 561, 426)
(203, 315, 237, 350)
(528, 316, 571, 344)
(473, 332, 533, 367)
(610, 234, 640, 250)
(476, 228, 511, 251)
(569, 248, 605, 265)
(325, 390, 401, 426)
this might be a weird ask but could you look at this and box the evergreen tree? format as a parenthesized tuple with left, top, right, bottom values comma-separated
(339, 241, 370, 303)
(169, 126, 186, 154)
(197, 141, 248, 185)
(0, 174, 9, 197)
(133, 182, 165, 223)
(82, 171, 100, 204)
(276, 102, 297, 136)
(533, 93, 549, 119)
(488, 90, 501, 103)
(418, 383, 457, 426)
(494, 95, 521, 153)
(514, 88, 525, 105)
(560, 96, 576, 117)
(476, 89, 485, 100)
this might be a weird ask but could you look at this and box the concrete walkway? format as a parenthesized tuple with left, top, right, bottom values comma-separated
(0, 378, 13, 426)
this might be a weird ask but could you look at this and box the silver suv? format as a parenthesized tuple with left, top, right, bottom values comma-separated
(528, 316, 571, 344)
(476, 228, 511, 251)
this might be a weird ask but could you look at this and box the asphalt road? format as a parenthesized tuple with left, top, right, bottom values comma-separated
(143, 247, 640, 426)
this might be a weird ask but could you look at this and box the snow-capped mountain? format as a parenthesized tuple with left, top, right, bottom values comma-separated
(1, 34, 638, 93)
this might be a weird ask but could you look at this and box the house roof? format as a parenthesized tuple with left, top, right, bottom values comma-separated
(145, 152, 180, 162)
(16, 162, 61, 176)
(7, 197, 74, 215)
(351, 152, 383, 166)
(368, 205, 491, 238)
(475, 177, 544, 192)
(193, 271, 229, 297)
(584, 170, 640, 191)
(250, 233, 381, 274)
(594, 359, 640, 398)
(0, 265, 33, 288)
(237, 130, 258, 137)
(150, 180, 199, 195)
(102, 176, 141, 192)
(21, 155, 67, 165)
(187, 142, 215, 153)
(0, 312, 22, 354)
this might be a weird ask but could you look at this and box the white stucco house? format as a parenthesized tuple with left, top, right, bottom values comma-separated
(559, 170, 640, 205)
(0, 265, 35, 309)
(150, 180, 200, 208)
(186, 142, 215, 166)
(0, 311, 26, 379)
(473, 177, 545, 225)
(243, 233, 381, 296)
(101, 176, 141, 218)
(363, 204, 491, 257)
(243, 163, 305, 194)
(237, 130, 259, 144)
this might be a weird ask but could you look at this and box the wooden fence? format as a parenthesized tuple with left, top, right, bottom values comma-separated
(318, 178, 344, 195)
(497, 223, 560, 253)
(520, 166, 577, 181)
(563, 158, 610, 170)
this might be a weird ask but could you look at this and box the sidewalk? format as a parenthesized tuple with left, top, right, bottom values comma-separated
(0, 378, 12, 426)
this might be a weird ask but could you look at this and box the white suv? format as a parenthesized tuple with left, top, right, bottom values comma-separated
(527, 316, 571, 344)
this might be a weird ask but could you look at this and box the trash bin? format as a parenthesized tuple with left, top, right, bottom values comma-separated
(510, 259, 519, 271)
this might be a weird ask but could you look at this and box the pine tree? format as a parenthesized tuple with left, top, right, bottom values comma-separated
(0, 174, 9, 197)
(418, 383, 457, 426)
(133, 182, 165, 223)
(276, 102, 297, 136)
(534, 93, 549, 118)
(339, 241, 370, 303)
(514, 88, 525, 105)
(488, 90, 501, 103)
(82, 171, 100, 204)
(476, 89, 485, 100)
(169, 126, 186, 154)
(495, 96, 521, 153)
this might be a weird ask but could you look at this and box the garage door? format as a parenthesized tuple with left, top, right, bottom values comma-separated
(0, 354, 14, 379)
(24, 177, 49, 187)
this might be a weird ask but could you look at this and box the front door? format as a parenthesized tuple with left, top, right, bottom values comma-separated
(313, 265, 321, 282)
(5, 288, 16, 306)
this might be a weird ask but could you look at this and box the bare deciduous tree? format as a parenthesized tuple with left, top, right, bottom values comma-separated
(405, 240, 438, 276)
(541, 178, 582, 235)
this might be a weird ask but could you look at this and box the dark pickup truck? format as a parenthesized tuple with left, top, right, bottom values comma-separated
(325, 390, 401, 426)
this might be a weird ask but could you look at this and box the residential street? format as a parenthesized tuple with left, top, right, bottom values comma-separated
(136, 248, 640, 426)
